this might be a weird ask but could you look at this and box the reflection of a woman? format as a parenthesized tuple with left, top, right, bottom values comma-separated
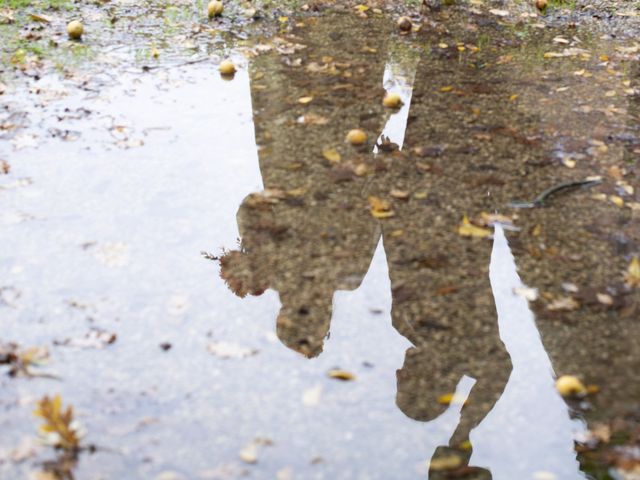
(220, 16, 389, 356)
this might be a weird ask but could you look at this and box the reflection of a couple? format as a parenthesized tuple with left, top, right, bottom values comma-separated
(218, 9, 639, 479)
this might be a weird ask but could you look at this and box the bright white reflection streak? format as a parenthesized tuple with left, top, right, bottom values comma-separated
(373, 49, 420, 153)
(470, 224, 586, 479)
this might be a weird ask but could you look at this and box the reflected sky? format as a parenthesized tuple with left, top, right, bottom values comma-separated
(1, 8, 638, 480)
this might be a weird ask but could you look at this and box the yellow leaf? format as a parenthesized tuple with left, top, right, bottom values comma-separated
(439, 85, 454, 93)
(457, 215, 491, 238)
(625, 256, 640, 287)
(298, 96, 313, 104)
(322, 148, 341, 164)
(29, 13, 52, 23)
(286, 187, 307, 197)
(390, 189, 410, 199)
(610, 195, 624, 207)
(327, 369, 356, 381)
(52, 395, 62, 416)
(369, 196, 394, 219)
(355, 4, 369, 11)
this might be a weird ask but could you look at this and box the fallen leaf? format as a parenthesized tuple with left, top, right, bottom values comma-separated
(390, 189, 409, 200)
(54, 329, 116, 349)
(28, 13, 51, 23)
(34, 395, 83, 450)
(297, 113, 328, 125)
(10, 436, 39, 462)
(302, 384, 322, 406)
(457, 215, 491, 238)
(297, 96, 313, 104)
(369, 196, 394, 219)
(513, 287, 539, 301)
(489, 8, 509, 16)
(547, 296, 579, 311)
(322, 148, 341, 164)
(239, 443, 258, 464)
(327, 369, 356, 381)
(477, 212, 514, 227)
(93, 242, 130, 268)
(207, 342, 258, 359)
(610, 195, 624, 207)
(624, 256, 640, 287)
(596, 293, 613, 305)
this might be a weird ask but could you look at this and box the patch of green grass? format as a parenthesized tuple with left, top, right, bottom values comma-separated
(548, 0, 578, 10)
(0, 0, 73, 10)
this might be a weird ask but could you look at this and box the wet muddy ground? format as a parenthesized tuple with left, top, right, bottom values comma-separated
(1, 0, 639, 479)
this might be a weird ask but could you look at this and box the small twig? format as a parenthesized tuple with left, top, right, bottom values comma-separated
(201, 251, 219, 261)
(508, 178, 602, 209)
(141, 57, 211, 72)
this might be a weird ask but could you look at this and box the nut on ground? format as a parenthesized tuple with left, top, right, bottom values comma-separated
(219, 59, 236, 76)
(383, 92, 403, 108)
(535, 0, 548, 10)
(208, 0, 224, 18)
(346, 129, 367, 146)
(67, 20, 84, 40)
(397, 16, 412, 32)
(555, 375, 587, 397)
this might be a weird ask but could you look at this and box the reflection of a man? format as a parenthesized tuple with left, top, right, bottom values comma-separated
(217, 7, 639, 479)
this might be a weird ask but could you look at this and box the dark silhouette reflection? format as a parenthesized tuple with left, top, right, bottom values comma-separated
(219, 15, 389, 357)
(218, 8, 639, 479)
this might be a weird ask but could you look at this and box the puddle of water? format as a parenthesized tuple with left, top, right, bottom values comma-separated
(1, 9, 639, 480)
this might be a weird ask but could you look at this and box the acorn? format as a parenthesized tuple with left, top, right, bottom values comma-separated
(535, 0, 547, 11)
(67, 20, 84, 40)
(555, 375, 587, 397)
(397, 16, 412, 32)
(219, 59, 236, 76)
(208, 0, 224, 18)
(383, 92, 403, 108)
(346, 129, 367, 146)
